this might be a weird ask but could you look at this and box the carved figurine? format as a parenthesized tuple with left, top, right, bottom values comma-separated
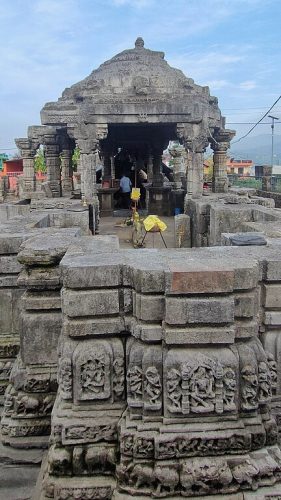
(113, 358, 125, 398)
(129, 463, 155, 489)
(48, 446, 72, 476)
(231, 459, 259, 489)
(166, 368, 182, 412)
(189, 366, 215, 413)
(85, 445, 117, 474)
(267, 352, 277, 394)
(144, 366, 162, 406)
(127, 365, 143, 400)
(81, 354, 105, 395)
(222, 367, 236, 411)
(258, 361, 271, 403)
(154, 465, 179, 496)
(241, 365, 258, 410)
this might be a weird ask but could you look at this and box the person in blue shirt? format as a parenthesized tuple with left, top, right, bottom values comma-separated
(119, 173, 132, 208)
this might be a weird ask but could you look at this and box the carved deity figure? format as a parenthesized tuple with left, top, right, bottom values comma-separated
(81, 354, 105, 395)
(127, 365, 143, 400)
(241, 365, 258, 410)
(189, 365, 215, 413)
(267, 352, 277, 394)
(222, 367, 236, 411)
(258, 361, 271, 403)
(113, 358, 125, 398)
(144, 366, 161, 406)
(167, 368, 182, 412)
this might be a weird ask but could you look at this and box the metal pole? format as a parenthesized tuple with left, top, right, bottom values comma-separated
(268, 115, 279, 168)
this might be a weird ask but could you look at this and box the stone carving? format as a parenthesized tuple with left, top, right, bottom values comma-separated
(48, 445, 72, 476)
(144, 366, 162, 410)
(231, 459, 259, 489)
(127, 365, 143, 401)
(112, 358, 125, 400)
(267, 352, 277, 395)
(167, 368, 182, 413)
(0, 360, 13, 378)
(58, 358, 72, 400)
(222, 367, 236, 411)
(154, 465, 179, 497)
(241, 365, 258, 410)
(85, 445, 117, 474)
(166, 357, 234, 415)
(258, 361, 272, 403)
(76, 345, 110, 401)
(134, 437, 154, 458)
(63, 423, 117, 444)
(54, 486, 112, 500)
(181, 459, 233, 495)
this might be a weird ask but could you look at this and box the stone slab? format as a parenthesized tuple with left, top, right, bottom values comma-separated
(166, 264, 234, 294)
(165, 296, 234, 325)
(0, 255, 22, 274)
(62, 288, 120, 317)
(62, 255, 122, 288)
(163, 325, 235, 344)
(21, 311, 61, 364)
(264, 284, 281, 308)
(264, 311, 281, 326)
(63, 316, 125, 337)
(22, 291, 61, 311)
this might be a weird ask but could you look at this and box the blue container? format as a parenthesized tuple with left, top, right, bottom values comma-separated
(174, 208, 181, 215)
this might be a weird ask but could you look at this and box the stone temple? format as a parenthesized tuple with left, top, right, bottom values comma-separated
(1, 38, 281, 499)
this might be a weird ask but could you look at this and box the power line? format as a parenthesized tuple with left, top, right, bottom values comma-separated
(232, 95, 281, 144)
(226, 122, 281, 125)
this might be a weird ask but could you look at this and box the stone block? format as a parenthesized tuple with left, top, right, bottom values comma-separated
(0, 275, 18, 287)
(132, 321, 163, 342)
(62, 289, 120, 317)
(132, 266, 166, 294)
(134, 293, 165, 321)
(233, 262, 259, 290)
(63, 316, 125, 337)
(0, 234, 26, 255)
(0, 290, 13, 333)
(266, 259, 281, 281)
(21, 311, 61, 364)
(234, 290, 259, 318)
(166, 263, 234, 295)
(263, 284, 281, 308)
(18, 231, 78, 266)
(18, 266, 62, 290)
(174, 214, 191, 248)
(264, 311, 281, 326)
(163, 325, 235, 344)
(235, 319, 259, 338)
(62, 255, 122, 288)
(22, 291, 61, 311)
(165, 296, 234, 324)
(0, 255, 22, 274)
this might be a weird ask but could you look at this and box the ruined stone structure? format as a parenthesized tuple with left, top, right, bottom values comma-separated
(2, 38, 281, 500)
(15, 38, 234, 219)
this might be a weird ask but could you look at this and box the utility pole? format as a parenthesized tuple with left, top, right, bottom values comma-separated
(268, 115, 279, 168)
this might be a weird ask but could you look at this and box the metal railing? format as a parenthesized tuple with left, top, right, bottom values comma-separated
(228, 175, 281, 193)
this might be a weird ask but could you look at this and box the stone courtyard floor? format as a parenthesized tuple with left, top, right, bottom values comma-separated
(98, 215, 177, 249)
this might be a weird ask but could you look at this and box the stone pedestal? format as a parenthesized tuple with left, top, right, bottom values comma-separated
(98, 188, 119, 216)
(147, 186, 172, 216)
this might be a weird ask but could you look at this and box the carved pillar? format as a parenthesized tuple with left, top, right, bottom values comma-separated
(169, 144, 186, 189)
(60, 137, 73, 197)
(44, 134, 61, 197)
(190, 151, 204, 198)
(110, 154, 115, 180)
(211, 129, 235, 193)
(15, 138, 36, 198)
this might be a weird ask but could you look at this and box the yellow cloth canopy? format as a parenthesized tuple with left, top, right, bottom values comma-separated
(143, 215, 167, 232)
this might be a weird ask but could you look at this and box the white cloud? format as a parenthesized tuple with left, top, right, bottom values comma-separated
(206, 80, 229, 90)
(239, 80, 257, 91)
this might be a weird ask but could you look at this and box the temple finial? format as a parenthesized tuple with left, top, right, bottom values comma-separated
(135, 37, 144, 48)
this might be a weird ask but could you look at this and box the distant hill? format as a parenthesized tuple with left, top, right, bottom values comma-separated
(230, 134, 281, 165)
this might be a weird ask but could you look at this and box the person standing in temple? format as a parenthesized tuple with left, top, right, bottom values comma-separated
(120, 172, 132, 209)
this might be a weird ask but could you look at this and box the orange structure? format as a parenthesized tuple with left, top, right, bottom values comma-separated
(226, 158, 253, 176)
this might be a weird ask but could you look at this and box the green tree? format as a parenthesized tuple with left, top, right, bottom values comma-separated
(34, 147, 46, 173)
(72, 147, 80, 171)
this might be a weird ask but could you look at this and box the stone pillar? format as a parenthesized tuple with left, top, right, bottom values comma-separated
(169, 144, 186, 188)
(44, 134, 61, 197)
(152, 148, 163, 187)
(80, 152, 97, 204)
(60, 139, 73, 197)
(147, 153, 153, 183)
(15, 138, 36, 199)
(110, 154, 115, 180)
(211, 129, 235, 193)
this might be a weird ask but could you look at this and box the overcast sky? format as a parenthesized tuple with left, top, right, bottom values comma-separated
(1, 0, 280, 154)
